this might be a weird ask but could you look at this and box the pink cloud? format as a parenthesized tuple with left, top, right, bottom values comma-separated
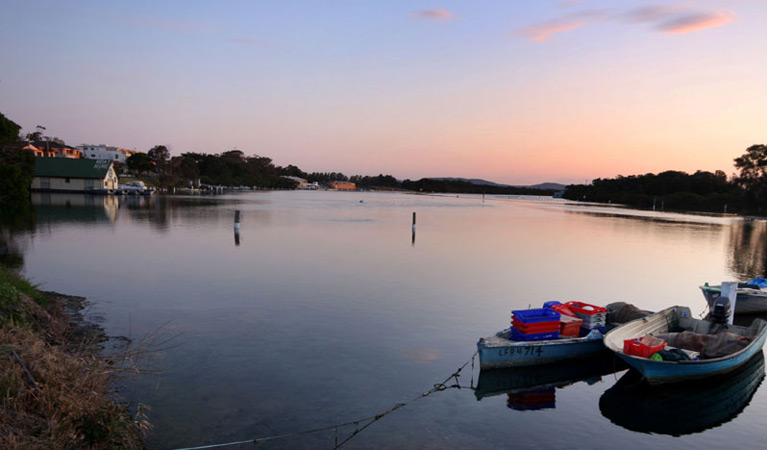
(656, 10, 735, 34)
(514, 10, 606, 42)
(412, 9, 454, 21)
(515, 19, 588, 42)
(514, 5, 735, 43)
(619, 5, 682, 23)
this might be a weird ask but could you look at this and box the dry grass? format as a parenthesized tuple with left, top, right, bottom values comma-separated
(1, 273, 149, 449)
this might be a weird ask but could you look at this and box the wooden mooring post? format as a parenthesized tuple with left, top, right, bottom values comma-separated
(234, 210, 241, 246)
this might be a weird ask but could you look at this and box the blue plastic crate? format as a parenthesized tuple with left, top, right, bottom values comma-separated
(579, 326, 606, 337)
(512, 308, 561, 324)
(542, 301, 563, 309)
(510, 328, 560, 341)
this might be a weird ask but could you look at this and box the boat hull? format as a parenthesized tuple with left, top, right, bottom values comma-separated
(604, 306, 767, 385)
(477, 334, 608, 369)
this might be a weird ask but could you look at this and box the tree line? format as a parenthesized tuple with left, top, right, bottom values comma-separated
(2, 110, 767, 214)
(562, 146, 767, 214)
(128, 147, 554, 194)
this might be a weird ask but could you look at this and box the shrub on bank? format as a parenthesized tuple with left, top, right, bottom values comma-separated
(0, 266, 149, 449)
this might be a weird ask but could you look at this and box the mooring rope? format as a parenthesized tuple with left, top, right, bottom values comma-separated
(165, 351, 478, 450)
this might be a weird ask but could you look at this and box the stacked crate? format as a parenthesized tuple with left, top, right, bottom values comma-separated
(542, 301, 583, 337)
(511, 308, 561, 341)
(565, 301, 607, 336)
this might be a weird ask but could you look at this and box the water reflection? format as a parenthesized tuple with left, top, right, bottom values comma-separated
(599, 352, 765, 436)
(0, 200, 35, 269)
(474, 354, 626, 407)
(12, 191, 767, 448)
(32, 192, 119, 224)
(727, 220, 767, 279)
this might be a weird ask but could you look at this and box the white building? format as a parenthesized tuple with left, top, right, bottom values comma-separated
(281, 176, 319, 190)
(78, 144, 130, 163)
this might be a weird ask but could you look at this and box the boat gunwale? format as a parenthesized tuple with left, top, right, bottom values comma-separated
(479, 332, 601, 348)
(700, 284, 767, 295)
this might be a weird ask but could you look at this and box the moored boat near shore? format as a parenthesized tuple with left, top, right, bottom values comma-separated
(701, 279, 767, 314)
(603, 306, 767, 384)
(477, 302, 648, 369)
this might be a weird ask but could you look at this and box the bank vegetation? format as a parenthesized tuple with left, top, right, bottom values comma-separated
(0, 266, 149, 449)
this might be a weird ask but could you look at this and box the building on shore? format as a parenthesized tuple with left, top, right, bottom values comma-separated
(77, 144, 140, 164)
(26, 141, 82, 159)
(31, 158, 119, 193)
(329, 181, 356, 191)
(281, 176, 319, 190)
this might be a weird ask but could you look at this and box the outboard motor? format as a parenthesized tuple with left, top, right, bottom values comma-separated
(710, 297, 731, 327)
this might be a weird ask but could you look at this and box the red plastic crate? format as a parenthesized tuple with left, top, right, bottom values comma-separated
(550, 304, 578, 317)
(559, 315, 583, 337)
(565, 301, 606, 316)
(512, 319, 560, 334)
(510, 328, 559, 341)
(623, 335, 666, 358)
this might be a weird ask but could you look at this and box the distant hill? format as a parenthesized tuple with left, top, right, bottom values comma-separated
(527, 182, 567, 191)
(429, 178, 566, 191)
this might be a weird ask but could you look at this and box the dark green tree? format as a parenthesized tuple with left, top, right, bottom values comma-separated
(734, 144, 767, 210)
(169, 155, 200, 186)
(147, 145, 170, 170)
(0, 112, 35, 204)
(0, 112, 21, 145)
(126, 152, 154, 175)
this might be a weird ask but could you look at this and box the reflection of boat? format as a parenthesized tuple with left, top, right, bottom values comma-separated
(701, 279, 767, 314)
(604, 306, 767, 384)
(475, 353, 626, 400)
(600, 352, 765, 436)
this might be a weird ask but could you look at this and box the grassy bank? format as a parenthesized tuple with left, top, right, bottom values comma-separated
(0, 266, 148, 449)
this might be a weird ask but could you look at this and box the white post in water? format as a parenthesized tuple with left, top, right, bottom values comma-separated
(721, 281, 738, 325)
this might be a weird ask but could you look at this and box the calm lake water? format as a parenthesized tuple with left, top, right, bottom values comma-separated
(4, 191, 767, 449)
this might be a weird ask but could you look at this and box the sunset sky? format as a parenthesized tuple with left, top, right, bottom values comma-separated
(1, 1, 764, 185)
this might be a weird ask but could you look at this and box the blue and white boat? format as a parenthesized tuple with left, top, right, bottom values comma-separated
(603, 306, 767, 385)
(700, 278, 767, 314)
(477, 302, 648, 370)
(477, 331, 607, 369)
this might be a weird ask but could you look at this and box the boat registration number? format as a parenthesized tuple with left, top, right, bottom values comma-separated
(498, 346, 543, 357)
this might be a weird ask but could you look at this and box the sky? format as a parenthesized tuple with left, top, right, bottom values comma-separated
(1, 1, 765, 185)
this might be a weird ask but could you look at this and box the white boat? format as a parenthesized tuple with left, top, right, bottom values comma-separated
(603, 306, 767, 384)
(700, 278, 767, 314)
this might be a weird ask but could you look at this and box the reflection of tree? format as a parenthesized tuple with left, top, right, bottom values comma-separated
(727, 221, 767, 279)
(0, 201, 36, 269)
(119, 196, 169, 232)
(150, 197, 170, 232)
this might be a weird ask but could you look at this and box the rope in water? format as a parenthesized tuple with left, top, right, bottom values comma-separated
(166, 351, 478, 450)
